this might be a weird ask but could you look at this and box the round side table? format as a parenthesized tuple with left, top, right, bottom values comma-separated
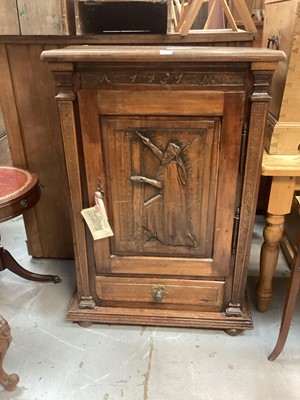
(0, 166, 62, 391)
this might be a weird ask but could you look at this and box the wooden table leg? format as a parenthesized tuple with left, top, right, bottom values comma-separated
(0, 247, 62, 284)
(256, 213, 285, 312)
(0, 316, 19, 391)
(256, 176, 296, 312)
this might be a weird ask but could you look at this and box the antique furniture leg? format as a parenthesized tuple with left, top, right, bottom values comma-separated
(0, 166, 62, 284)
(268, 244, 300, 361)
(256, 175, 296, 312)
(0, 316, 19, 391)
(256, 213, 285, 312)
(0, 246, 61, 283)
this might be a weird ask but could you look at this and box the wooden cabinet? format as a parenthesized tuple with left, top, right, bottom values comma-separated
(42, 45, 283, 331)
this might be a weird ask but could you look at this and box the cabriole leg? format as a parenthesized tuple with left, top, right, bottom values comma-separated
(0, 316, 19, 391)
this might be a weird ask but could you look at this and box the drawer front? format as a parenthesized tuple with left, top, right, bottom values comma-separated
(96, 276, 224, 310)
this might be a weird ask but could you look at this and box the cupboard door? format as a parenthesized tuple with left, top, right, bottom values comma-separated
(102, 117, 218, 259)
(79, 90, 244, 279)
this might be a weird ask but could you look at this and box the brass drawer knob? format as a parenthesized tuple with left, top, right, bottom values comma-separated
(19, 199, 28, 209)
(151, 284, 168, 303)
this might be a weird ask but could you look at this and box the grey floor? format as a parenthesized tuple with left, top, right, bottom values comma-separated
(0, 216, 299, 400)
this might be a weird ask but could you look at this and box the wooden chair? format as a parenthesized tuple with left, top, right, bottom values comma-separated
(0, 165, 61, 390)
(268, 233, 300, 361)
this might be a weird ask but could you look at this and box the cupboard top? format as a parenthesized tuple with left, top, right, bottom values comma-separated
(41, 45, 285, 65)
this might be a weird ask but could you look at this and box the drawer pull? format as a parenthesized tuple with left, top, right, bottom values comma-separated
(151, 284, 168, 302)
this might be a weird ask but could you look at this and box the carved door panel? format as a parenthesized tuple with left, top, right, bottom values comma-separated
(102, 117, 218, 259)
(79, 89, 244, 283)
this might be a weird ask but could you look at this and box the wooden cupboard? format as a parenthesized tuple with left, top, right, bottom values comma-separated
(42, 45, 284, 331)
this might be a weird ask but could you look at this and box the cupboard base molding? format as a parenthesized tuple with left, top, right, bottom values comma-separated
(67, 292, 253, 331)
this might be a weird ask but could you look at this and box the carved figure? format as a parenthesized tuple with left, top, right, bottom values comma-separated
(131, 131, 197, 247)
(0, 316, 19, 391)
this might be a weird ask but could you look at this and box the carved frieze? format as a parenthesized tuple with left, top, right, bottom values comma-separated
(81, 71, 245, 87)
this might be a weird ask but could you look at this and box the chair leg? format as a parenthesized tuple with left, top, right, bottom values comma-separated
(268, 250, 300, 361)
(0, 316, 19, 391)
(0, 247, 61, 284)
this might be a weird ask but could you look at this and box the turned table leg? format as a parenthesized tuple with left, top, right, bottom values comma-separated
(256, 176, 296, 312)
(256, 213, 285, 312)
(0, 316, 19, 391)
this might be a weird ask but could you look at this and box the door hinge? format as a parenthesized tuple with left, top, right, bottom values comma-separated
(231, 207, 240, 255)
(239, 123, 248, 174)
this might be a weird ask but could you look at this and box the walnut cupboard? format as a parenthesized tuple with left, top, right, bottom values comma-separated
(42, 46, 284, 331)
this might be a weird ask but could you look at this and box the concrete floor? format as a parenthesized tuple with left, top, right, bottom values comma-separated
(0, 216, 299, 400)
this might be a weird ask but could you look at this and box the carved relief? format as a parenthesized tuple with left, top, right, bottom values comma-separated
(82, 71, 244, 87)
(103, 118, 218, 257)
(130, 130, 197, 247)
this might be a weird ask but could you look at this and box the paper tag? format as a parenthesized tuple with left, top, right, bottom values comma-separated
(160, 50, 173, 55)
(81, 207, 114, 240)
(95, 192, 108, 220)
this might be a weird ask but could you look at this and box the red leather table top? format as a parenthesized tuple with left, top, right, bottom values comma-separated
(0, 166, 40, 222)
(0, 166, 34, 203)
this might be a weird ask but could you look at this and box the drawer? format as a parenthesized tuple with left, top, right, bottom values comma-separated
(96, 276, 225, 310)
